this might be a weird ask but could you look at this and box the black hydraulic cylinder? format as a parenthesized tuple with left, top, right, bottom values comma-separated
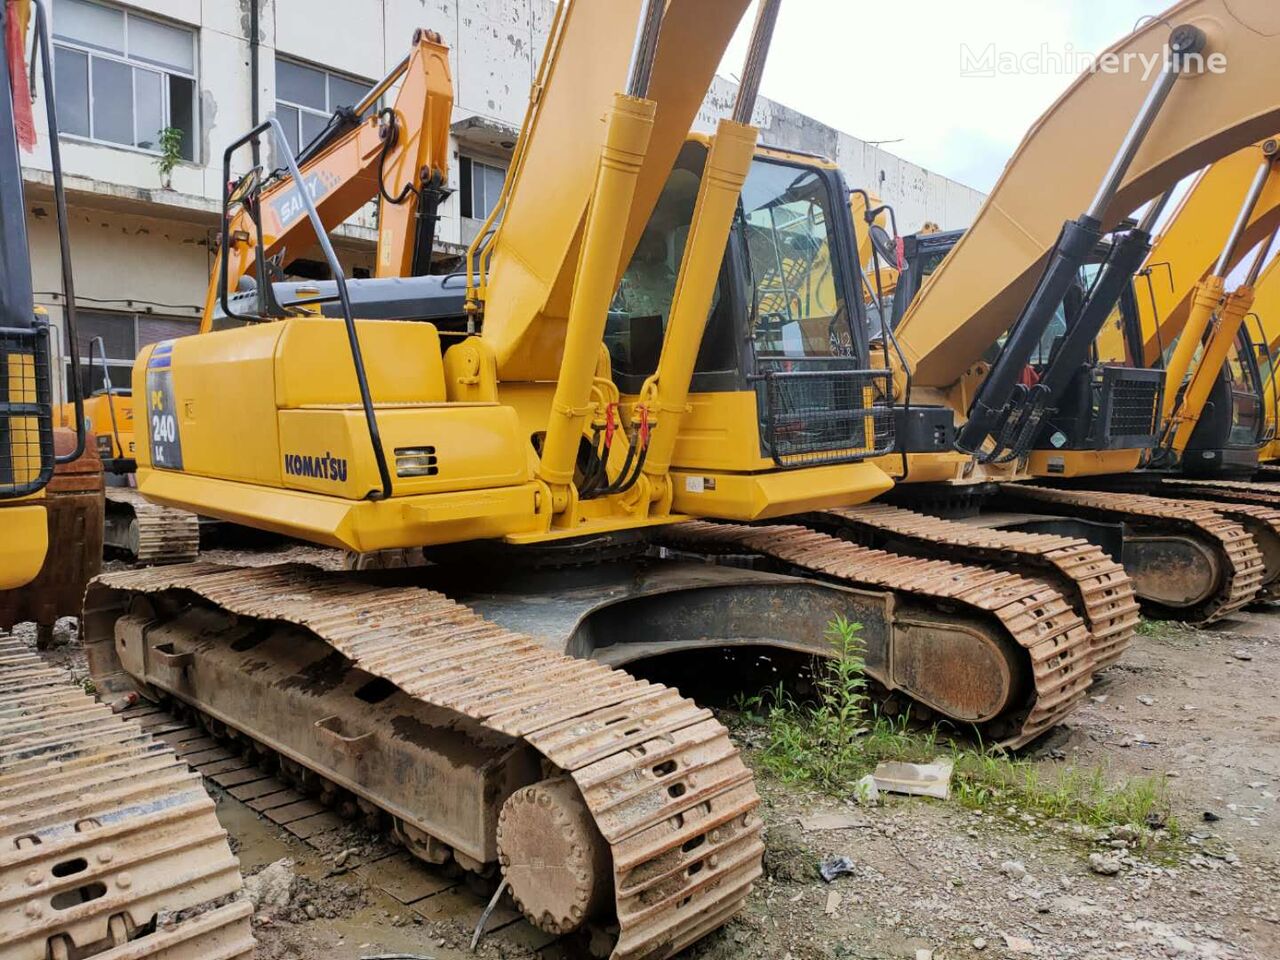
(956, 213, 1102, 454)
(1035, 224, 1155, 405)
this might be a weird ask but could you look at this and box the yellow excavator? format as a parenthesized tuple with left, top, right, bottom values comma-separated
(1, 4, 253, 959)
(1248, 254, 1280, 469)
(77, 1, 1280, 952)
(0, 0, 101, 647)
(854, 140, 1280, 612)
(77, 3, 1132, 954)
(807, 0, 1280, 631)
(54, 343, 201, 565)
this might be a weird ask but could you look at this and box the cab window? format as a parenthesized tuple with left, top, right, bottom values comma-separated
(740, 160, 851, 359)
(607, 143, 734, 386)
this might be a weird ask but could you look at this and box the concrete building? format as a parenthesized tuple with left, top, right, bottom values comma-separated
(19, 0, 985, 402)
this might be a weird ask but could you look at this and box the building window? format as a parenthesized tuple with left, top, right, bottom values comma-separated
(275, 58, 371, 157)
(459, 156, 507, 221)
(64, 311, 196, 398)
(52, 0, 197, 160)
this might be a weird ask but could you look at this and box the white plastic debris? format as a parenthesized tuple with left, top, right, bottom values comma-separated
(870, 759, 954, 799)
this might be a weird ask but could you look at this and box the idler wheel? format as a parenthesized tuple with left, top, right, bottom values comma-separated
(497, 776, 611, 934)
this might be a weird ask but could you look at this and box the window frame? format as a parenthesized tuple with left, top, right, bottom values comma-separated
(458, 155, 509, 222)
(62, 309, 198, 399)
(52, 0, 199, 161)
(274, 56, 374, 158)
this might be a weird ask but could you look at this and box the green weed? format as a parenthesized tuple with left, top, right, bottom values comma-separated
(741, 617, 1179, 846)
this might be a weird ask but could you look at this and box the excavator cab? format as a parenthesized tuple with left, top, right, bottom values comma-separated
(1177, 328, 1269, 476)
(609, 140, 894, 483)
(888, 229, 962, 328)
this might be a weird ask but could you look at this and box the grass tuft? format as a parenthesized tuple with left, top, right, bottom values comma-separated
(737, 617, 1179, 846)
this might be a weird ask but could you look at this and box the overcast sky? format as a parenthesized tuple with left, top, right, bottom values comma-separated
(720, 1, 1173, 193)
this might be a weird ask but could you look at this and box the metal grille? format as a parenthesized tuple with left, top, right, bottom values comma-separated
(0, 322, 55, 499)
(754, 360, 895, 467)
(1097, 366, 1161, 449)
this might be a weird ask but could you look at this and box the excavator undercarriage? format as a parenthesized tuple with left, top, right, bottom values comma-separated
(103, 488, 200, 566)
(84, 564, 765, 960)
(0, 634, 253, 960)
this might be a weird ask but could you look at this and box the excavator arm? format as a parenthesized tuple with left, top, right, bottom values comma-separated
(200, 28, 451, 330)
(895, 0, 1280, 393)
(470, 0, 753, 380)
(1131, 139, 1280, 365)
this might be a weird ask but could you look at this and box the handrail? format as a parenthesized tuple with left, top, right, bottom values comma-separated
(88, 336, 125, 460)
(30, 0, 85, 464)
(219, 118, 392, 501)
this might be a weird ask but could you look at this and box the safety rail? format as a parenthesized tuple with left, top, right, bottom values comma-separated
(218, 118, 393, 501)
(752, 360, 895, 468)
(0, 322, 54, 498)
(1096, 366, 1162, 449)
(0, 0, 85, 498)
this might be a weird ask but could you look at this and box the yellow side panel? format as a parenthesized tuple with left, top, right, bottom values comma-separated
(277, 405, 529, 499)
(275, 319, 445, 407)
(136, 468, 542, 552)
(134, 325, 286, 487)
(670, 461, 893, 521)
(0, 504, 48, 590)
(668, 391, 773, 473)
(84, 394, 135, 456)
(1028, 448, 1142, 479)
(871, 451, 972, 484)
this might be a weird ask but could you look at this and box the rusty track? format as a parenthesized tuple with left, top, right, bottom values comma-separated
(1003, 485, 1264, 622)
(83, 565, 764, 960)
(659, 521, 1096, 748)
(1153, 499, 1280, 601)
(105, 488, 200, 565)
(0, 634, 252, 960)
(1155, 477, 1280, 507)
(812, 504, 1141, 671)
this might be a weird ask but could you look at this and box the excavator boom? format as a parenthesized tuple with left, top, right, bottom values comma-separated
(472, 0, 753, 380)
(201, 29, 452, 329)
(897, 0, 1280, 391)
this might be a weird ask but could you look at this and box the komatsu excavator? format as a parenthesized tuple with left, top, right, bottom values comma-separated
(0, 4, 253, 959)
(78, 2, 1131, 954)
(803, 0, 1280, 630)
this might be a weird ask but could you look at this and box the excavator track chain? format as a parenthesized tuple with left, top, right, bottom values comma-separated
(82, 564, 764, 960)
(659, 521, 1097, 748)
(105, 488, 200, 566)
(1003, 485, 1264, 623)
(0, 634, 253, 960)
(813, 504, 1141, 671)
(1155, 477, 1280, 508)
(1155, 498, 1280, 600)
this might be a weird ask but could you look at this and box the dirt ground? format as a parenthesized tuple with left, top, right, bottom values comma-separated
(15, 555, 1280, 960)
(682, 609, 1279, 960)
